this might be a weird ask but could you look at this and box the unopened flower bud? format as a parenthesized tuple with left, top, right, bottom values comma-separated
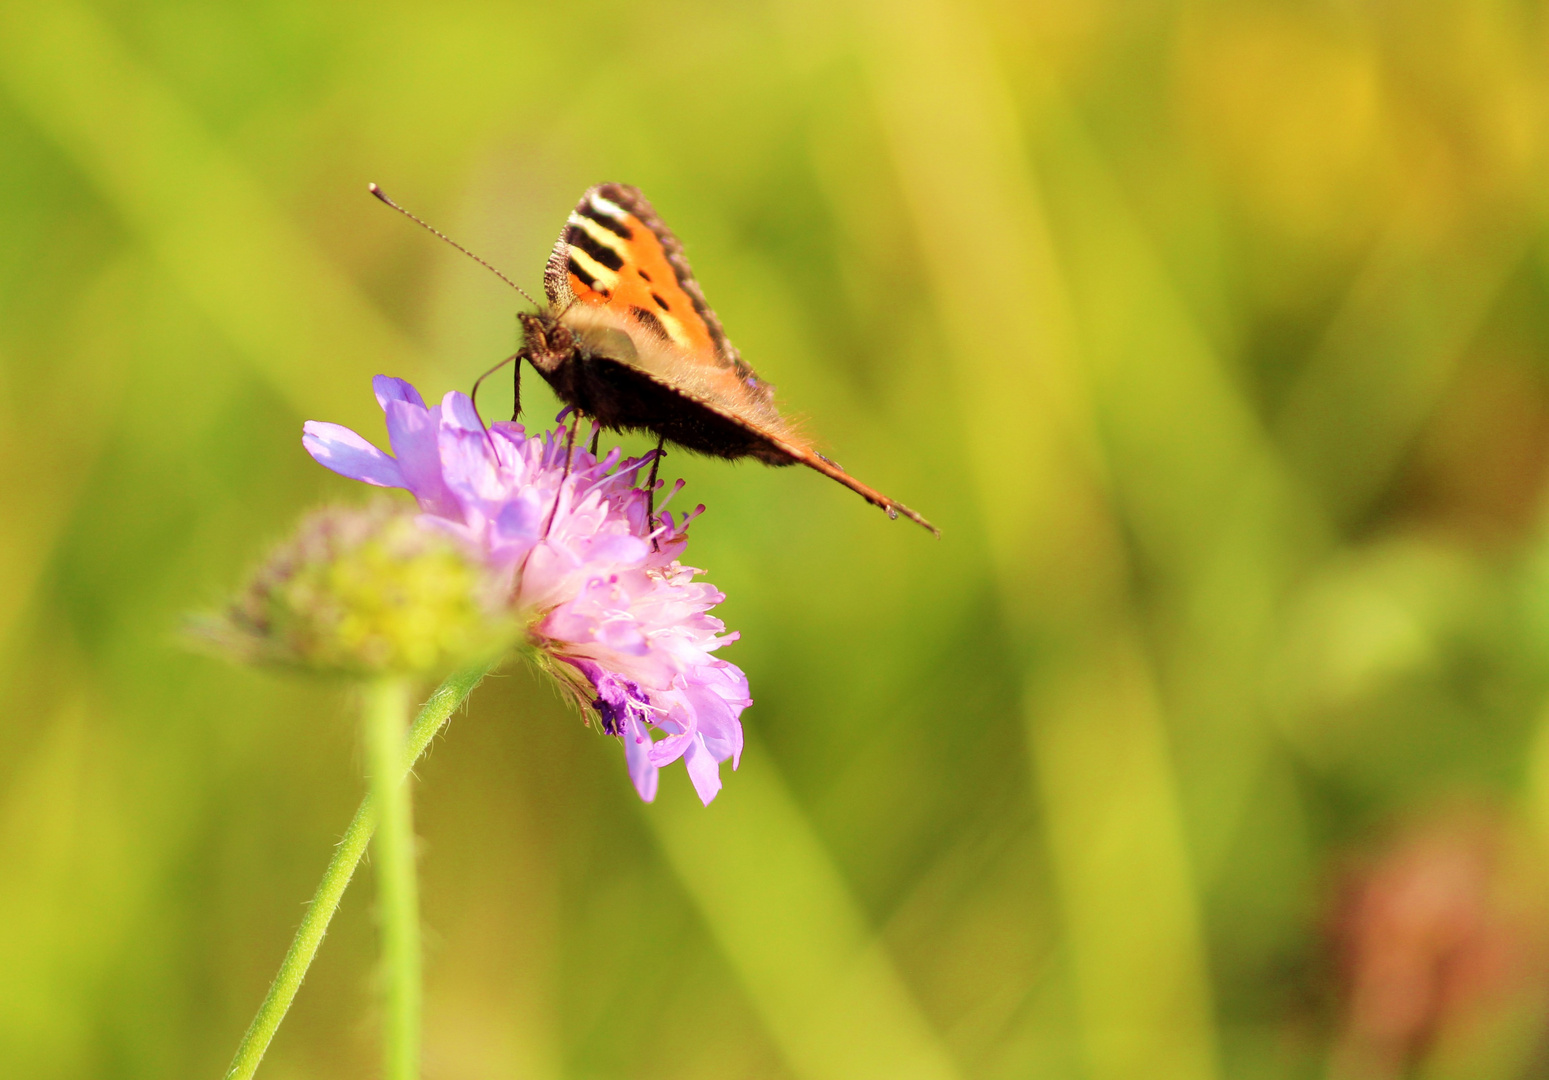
(199, 500, 515, 676)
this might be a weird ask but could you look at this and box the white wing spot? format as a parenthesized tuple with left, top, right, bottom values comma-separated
(588, 193, 629, 221)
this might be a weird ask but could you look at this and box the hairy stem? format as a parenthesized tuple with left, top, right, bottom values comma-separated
(223, 664, 490, 1080)
(366, 676, 420, 1080)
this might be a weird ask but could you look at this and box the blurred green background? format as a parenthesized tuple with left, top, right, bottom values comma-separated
(6, 1, 1549, 1078)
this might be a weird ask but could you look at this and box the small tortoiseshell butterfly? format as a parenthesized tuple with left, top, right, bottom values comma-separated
(372, 182, 936, 534)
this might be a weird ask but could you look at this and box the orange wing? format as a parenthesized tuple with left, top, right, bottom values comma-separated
(543, 183, 792, 435)
(541, 184, 939, 535)
(543, 185, 733, 369)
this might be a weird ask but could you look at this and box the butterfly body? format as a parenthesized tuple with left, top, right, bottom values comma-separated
(519, 309, 789, 463)
(517, 183, 937, 534)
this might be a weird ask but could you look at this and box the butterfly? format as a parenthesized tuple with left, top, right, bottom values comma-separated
(516, 183, 937, 534)
(369, 182, 936, 534)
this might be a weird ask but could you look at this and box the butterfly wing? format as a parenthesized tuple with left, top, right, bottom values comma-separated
(543, 185, 736, 359)
(543, 184, 938, 534)
(543, 184, 787, 423)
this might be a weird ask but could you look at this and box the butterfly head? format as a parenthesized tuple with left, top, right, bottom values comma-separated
(520, 303, 652, 377)
(516, 310, 575, 376)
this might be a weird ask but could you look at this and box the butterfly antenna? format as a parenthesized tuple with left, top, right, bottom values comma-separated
(368, 184, 539, 307)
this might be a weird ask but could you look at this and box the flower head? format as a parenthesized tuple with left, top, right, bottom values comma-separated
(301, 376, 750, 804)
(198, 499, 516, 676)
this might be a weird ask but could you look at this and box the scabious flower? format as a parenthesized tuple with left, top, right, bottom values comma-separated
(301, 376, 749, 805)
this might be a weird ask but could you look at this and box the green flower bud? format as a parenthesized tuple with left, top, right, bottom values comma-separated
(197, 501, 515, 676)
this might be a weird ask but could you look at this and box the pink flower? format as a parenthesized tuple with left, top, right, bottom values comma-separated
(303, 376, 749, 804)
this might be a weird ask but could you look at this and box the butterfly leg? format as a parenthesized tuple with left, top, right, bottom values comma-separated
(588, 424, 600, 457)
(512, 353, 522, 422)
(644, 436, 666, 546)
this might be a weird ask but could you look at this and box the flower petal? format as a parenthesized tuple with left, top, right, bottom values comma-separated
(384, 399, 457, 518)
(593, 618, 650, 655)
(681, 735, 723, 805)
(437, 395, 503, 523)
(647, 730, 693, 767)
(373, 375, 427, 410)
(688, 668, 750, 742)
(623, 715, 659, 802)
(302, 421, 405, 488)
(441, 390, 484, 433)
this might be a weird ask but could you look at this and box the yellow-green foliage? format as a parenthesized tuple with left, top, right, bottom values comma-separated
(4, 2, 1549, 1079)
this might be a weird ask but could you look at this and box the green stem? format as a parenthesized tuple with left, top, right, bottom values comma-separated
(365, 675, 420, 1080)
(223, 664, 490, 1080)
